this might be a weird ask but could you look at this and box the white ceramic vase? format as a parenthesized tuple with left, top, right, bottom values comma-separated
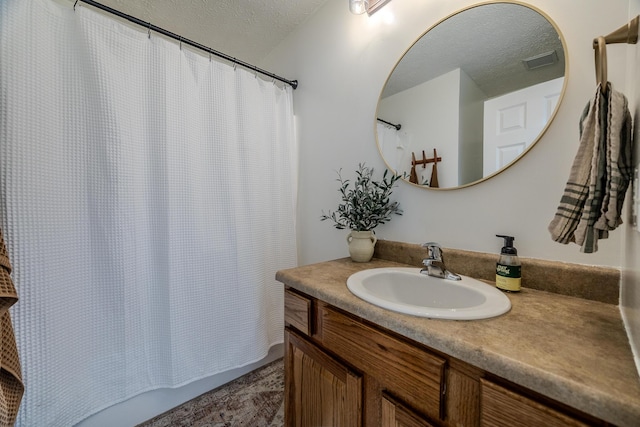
(346, 230, 377, 262)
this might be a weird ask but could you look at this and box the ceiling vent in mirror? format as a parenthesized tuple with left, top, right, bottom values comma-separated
(523, 50, 558, 70)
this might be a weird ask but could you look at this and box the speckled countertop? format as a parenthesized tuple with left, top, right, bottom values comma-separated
(276, 251, 640, 427)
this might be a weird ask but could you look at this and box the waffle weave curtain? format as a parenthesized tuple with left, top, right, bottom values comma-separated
(0, 0, 297, 425)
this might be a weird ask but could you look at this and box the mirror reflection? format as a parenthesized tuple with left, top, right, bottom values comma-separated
(376, 2, 566, 189)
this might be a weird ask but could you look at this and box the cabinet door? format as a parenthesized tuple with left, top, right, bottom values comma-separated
(382, 394, 437, 427)
(317, 303, 445, 420)
(285, 329, 362, 427)
(480, 379, 590, 427)
(446, 362, 482, 427)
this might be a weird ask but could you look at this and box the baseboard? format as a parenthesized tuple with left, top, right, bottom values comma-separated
(75, 344, 284, 427)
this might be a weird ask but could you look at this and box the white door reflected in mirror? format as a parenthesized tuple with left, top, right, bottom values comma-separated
(483, 77, 563, 177)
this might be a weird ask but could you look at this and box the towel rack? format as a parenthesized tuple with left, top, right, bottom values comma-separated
(593, 15, 639, 93)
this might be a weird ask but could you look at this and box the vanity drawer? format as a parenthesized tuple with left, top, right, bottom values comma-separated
(284, 289, 312, 336)
(317, 303, 445, 420)
(480, 379, 589, 427)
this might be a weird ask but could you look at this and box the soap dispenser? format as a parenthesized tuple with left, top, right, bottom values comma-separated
(496, 235, 521, 292)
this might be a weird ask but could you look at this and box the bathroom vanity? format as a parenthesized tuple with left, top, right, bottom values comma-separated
(277, 241, 640, 427)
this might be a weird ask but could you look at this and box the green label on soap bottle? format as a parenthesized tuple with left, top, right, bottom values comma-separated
(496, 264, 521, 292)
(496, 264, 521, 278)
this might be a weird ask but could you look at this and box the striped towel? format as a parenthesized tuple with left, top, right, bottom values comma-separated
(548, 82, 633, 253)
(594, 88, 633, 232)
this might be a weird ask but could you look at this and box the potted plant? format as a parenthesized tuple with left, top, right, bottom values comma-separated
(321, 163, 403, 262)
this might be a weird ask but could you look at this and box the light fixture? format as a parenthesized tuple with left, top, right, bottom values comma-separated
(349, 0, 369, 15)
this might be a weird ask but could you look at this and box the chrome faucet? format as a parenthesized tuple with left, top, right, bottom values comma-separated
(420, 242, 461, 280)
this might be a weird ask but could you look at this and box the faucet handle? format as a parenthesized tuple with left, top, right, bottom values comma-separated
(422, 242, 442, 260)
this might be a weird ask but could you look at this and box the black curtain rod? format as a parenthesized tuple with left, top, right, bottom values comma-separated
(74, 0, 298, 90)
(377, 118, 401, 130)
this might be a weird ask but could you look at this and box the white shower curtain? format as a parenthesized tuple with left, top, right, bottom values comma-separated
(0, 0, 297, 425)
(377, 121, 407, 173)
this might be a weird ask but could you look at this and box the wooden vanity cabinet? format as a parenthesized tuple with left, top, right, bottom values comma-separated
(285, 288, 442, 426)
(382, 393, 437, 427)
(283, 288, 608, 427)
(479, 379, 597, 427)
(317, 301, 445, 424)
(285, 330, 363, 426)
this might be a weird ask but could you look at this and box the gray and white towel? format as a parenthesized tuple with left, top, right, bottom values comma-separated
(549, 82, 633, 253)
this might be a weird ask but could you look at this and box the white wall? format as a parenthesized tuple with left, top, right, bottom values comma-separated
(458, 68, 485, 185)
(378, 68, 460, 187)
(263, 0, 630, 268)
(621, 0, 640, 378)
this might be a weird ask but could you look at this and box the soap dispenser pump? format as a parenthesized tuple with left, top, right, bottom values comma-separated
(496, 235, 521, 292)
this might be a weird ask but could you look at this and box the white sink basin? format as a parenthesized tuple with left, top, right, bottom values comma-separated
(347, 267, 511, 320)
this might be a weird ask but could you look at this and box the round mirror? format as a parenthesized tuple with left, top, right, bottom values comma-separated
(376, 2, 567, 189)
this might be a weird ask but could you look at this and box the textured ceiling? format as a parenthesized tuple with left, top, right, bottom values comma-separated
(75, 1, 564, 98)
(382, 3, 566, 99)
(82, 0, 330, 65)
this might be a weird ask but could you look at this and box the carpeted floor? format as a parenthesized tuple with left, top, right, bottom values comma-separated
(137, 358, 284, 427)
